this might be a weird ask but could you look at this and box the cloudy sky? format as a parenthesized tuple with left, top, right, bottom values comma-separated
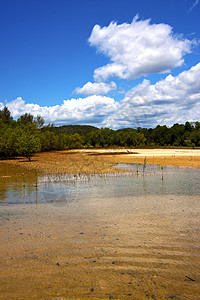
(0, 0, 200, 128)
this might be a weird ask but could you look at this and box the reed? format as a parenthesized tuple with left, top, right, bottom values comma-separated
(143, 156, 147, 175)
(136, 165, 139, 176)
(161, 166, 164, 181)
(22, 172, 25, 187)
(34, 166, 38, 188)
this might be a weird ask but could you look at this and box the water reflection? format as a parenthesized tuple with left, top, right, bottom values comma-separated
(0, 164, 199, 206)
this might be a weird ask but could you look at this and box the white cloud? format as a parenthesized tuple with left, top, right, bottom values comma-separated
(105, 63, 200, 128)
(1, 95, 117, 127)
(1, 64, 200, 129)
(75, 81, 117, 95)
(89, 15, 195, 81)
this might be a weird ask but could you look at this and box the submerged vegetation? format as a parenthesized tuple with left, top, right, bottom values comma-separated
(0, 106, 200, 161)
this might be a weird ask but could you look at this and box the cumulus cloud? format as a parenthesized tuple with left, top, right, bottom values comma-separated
(89, 15, 195, 81)
(105, 63, 200, 128)
(1, 63, 200, 129)
(75, 81, 117, 95)
(2, 95, 117, 127)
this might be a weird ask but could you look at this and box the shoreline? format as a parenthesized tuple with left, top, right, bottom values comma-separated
(0, 148, 200, 175)
(1, 149, 200, 299)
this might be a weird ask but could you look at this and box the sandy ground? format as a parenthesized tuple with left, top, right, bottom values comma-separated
(1, 192, 200, 299)
(0, 149, 200, 299)
(0, 148, 200, 175)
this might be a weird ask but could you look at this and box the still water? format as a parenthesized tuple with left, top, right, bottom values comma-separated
(0, 164, 199, 205)
(0, 163, 200, 299)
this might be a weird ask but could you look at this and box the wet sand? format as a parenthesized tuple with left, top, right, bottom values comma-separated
(0, 149, 200, 299)
(1, 193, 200, 299)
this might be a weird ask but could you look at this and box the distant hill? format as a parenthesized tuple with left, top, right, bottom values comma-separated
(117, 128, 136, 132)
(54, 125, 99, 134)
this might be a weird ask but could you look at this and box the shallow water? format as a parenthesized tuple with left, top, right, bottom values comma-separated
(0, 164, 200, 299)
(0, 164, 199, 205)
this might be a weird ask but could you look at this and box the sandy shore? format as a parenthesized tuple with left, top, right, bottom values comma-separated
(0, 148, 200, 175)
(0, 149, 200, 299)
(1, 193, 200, 299)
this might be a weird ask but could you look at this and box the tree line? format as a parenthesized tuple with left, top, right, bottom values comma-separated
(0, 106, 199, 160)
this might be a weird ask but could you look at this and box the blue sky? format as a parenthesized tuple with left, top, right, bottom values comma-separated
(0, 0, 200, 128)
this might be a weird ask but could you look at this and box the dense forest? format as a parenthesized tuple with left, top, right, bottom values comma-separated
(0, 106, 200, 160)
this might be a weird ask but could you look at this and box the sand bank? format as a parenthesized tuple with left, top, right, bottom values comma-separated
(0, 148, 200, 175)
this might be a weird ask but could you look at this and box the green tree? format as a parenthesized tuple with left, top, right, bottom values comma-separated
(184, 121, 193, 132)
(0, 106, 13, 124)
(65, 133, 84, 149)
(0, 128, 19, 158)
(18, 113, 34, 125)
(39, 131, 57, 151)
(170, 123, 185, 146)
(17, 130, 41, 161)
(34, 115, 44, 129)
